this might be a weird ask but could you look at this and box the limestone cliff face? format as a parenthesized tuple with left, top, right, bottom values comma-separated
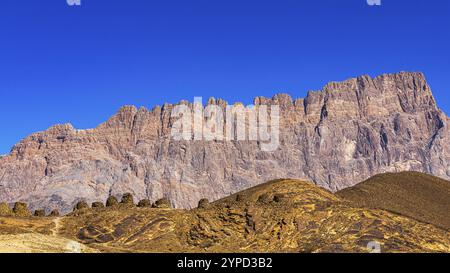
(0, 72, 448, 213)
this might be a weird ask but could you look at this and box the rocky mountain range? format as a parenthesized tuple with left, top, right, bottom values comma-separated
(0, 71, 448, 213)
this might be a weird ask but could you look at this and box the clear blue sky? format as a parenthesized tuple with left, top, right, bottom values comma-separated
(0, 0, 449, 154)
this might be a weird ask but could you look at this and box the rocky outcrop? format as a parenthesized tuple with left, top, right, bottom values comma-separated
(0, 72, 448, 213)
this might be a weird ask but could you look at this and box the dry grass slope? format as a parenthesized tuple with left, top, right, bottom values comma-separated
(0, 176, 449, 253)
(337, 172, 450, 230)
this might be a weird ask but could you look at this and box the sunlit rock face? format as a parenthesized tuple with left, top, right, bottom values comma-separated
(0, 72, 448, 213)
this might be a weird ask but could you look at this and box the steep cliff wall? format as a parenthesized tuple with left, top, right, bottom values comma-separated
(0, 72, 448, 213)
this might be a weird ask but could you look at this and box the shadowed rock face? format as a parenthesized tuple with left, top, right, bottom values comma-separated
(0, 72, 448, 213)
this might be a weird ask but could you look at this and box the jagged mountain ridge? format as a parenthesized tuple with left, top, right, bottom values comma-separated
(0, 71, 449, 213)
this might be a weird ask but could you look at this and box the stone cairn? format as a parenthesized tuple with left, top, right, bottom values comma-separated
(273, 194, 286, 203)
(0, 202, 13, 216)
(120, 193, 135, 206)
(106, 196, 119, 207)
(13, 202, 31, 217)
(137, 199, 152, 208)
(1, 202, 61, 217)
(73, 200, 90, 211)
(257, 193, 271, 204)
(0, 193, 178, 218)
(34, 209, 46, 217)
(153, 197, 172, 209)
(197, 198, 210, 209)
(235, 194, 244, 202)
(49, 209, 60, 217)
(92, 202, 105, 209)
